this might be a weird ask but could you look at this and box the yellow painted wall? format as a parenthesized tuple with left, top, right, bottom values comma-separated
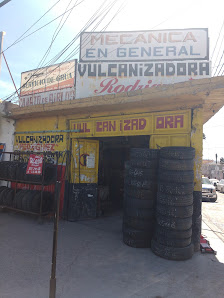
(14, 107, 203, 189)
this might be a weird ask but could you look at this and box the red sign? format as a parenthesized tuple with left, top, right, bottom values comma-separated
(26, 154, 43, 175)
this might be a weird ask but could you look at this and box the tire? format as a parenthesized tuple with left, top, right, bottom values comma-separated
(155, 226, 192, 239)
(156, 203, 193, 218)
(124, 206, 154, 220)
(123, 234, 151, 248)
(123, 224, 152, 240)
(158, 182, 194, 195)
(124, 186, 156, 200)
(159, 158, 194, 171)
(160, 146, 195, 160)
(15, 190, 29, 210)
(156, 214, 192, 230)
(0, 186, 7, 193)
(125, 164, 157, 179)
(193, 191, 202, 217)
(129, 159, 158, 169)
(22, 191, 37, 211)
(5, 189, 14, 207)
(17, 163, 28, 182)
(0, 186, 7, 205)
(125, 176, 155, 190)
(0, 162, 9, 179)
(124, 195, 154, 208)
(123, 225, 151, 248)
(157, 192, 193, 207)
(123, 216, 154, 231)
(159, 170, 194, 183)
(8, 162, 19, 180)
(1, 188, 10, 206)
(154, 235, 191, 248)
(31, 192, 41, 213)
(151, 239, 194, 260)
(44, 164, 57, 184)
(130, 148, 159, 160)
(210, 197, 217, 202)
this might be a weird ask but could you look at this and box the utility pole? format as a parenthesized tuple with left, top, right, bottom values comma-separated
(0, 0, 11, 8)
(0, 31, 6, 78)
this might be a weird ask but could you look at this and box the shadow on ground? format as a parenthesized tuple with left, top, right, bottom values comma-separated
(0, 212, 224, 298)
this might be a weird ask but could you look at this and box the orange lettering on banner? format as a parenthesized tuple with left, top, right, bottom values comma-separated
(156, 115, 184, 129)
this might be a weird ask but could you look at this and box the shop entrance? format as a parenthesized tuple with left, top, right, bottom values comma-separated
(69, 135, 150, 220)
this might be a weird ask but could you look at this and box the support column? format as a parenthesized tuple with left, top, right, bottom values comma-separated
(191, 107, 203, 192)
(191, 107, 203, 252)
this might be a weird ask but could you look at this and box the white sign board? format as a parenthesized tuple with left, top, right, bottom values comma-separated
(20, 60, 76, 96)
(19, 87, 75, 107)
(76, 61, 211, 98)
(80, 29, 208, 62)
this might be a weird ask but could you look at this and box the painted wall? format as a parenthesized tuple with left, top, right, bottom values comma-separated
(0, 102, 15, 160)
(0, 102, 15, 186)
(14, 106, 203, 209)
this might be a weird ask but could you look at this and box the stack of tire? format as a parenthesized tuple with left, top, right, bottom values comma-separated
(123, 148, 159, 248)
(152, 146, 195, 260)
(0, 186, 14, 207)
(0, 161, 57, 184)
(192, 191, 202, 251)
(13, 190, 53, 213)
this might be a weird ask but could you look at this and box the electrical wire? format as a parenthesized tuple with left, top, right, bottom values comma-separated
(35, 0, 125, 85)
(212, 34, 224, 75)
(211, 19, 224, 61)
(2, 0, 119, 102)
(214, 49, 224, 76)
(1, 0, 62, 54)
(0, 0, 84, 55)
(1, 0, 110, 101)
(36, 0, 76, 70)
(26, 0, 124, 97)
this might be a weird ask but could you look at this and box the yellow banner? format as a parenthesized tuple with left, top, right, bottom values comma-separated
(70, 110, 191, 138)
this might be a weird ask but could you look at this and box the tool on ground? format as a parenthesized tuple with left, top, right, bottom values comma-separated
(200, 235, 217, 255)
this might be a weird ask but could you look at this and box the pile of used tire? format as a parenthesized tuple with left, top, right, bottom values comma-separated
(0, 187, 53, 213)
(0, 161, 57, 184)
(0, 186, 14, 207)
(123, 148, 159, 248)
(13, 190, 53, 213)
(152, 146, 195, 260)
(192, 191, 202, 251)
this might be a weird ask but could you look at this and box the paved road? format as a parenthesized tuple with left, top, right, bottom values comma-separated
(202, 191, 224, 242)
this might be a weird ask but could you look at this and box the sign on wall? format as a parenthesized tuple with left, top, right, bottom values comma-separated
(80, 29, 208, 62)
(19, 60, 76, 107)
(76, 60, 211, 98)
(14, 133, 66, 163)
(69, 110, 191, 138)
(26, 154, 43, 175)
(19, 87, 75, 107)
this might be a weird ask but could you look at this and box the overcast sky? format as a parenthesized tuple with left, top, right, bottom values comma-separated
(1, 0, 224, 160)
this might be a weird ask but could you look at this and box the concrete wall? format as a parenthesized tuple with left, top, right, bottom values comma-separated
(0, 102, 15, 160)
(0, 102, 15, 186)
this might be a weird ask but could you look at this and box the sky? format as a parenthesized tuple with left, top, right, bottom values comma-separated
(1, 0, 224, 160)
